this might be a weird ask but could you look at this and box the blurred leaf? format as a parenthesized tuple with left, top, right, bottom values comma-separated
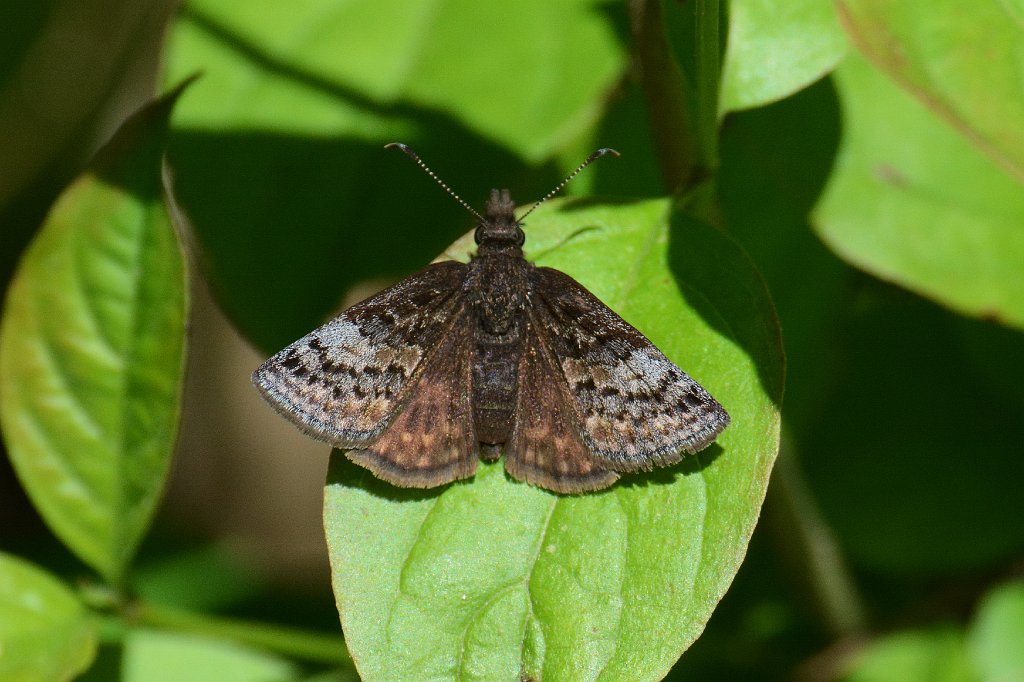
(0, 89, 189, 583)
(163, 0, 627, 350)
(967, 580, 1024, 682)
(841, 625, 975, 682)
(838, 0, 1024, 181)
(324, 198, 782, 681)
(133, 544, 262, 612)
(719, 0, 847, 114)
(0, 552, 97, 682)
(118, 629, 299, 682)
(801, 287, 1024, 574)
(0, 0, 177, 291)
(814, 53, 1024, 330)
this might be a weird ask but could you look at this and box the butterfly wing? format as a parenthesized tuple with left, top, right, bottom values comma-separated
(345, 316, 478, 487)
(527, 266, 730, 473)
(253, 260, 470, 450)
(505, 319, 619, 494)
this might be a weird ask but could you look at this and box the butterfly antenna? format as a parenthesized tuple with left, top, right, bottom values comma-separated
(518, 148, 619, 221)
(385, 142, 484, 223)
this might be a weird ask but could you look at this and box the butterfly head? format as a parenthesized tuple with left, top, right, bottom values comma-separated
(475, 189, 525, 253)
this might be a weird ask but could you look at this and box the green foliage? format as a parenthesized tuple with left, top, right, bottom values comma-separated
(0, 553, 97, 681)
(841, 581, 1024, 682)
(0, 90, 188, 583)
(325, 198, 781, 680)
(0, 0, 1022, 680)
(719, 0, 848, 113)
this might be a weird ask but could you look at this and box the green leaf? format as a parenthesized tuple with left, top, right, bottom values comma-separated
(0, 0, 176, 212)
(719, 0, 848, 114)
(162, 0, 625, 351)
(837, 0, 1024, 182)
(324, 198, 783, 681)
(814, 52, 1024, 330)
(0, 552, 97, 682)
(117, 629, 299, 682)
(719, 76, 848, 434)
(165, 0, 623, 163)
(841, 625, 975, 682)
(967, 581, 1024, 681)
(0, 0, 177, 296)
(0, 90, 189, 583)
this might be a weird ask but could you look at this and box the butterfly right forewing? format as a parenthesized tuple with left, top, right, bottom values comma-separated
(528, 266, 730, 473)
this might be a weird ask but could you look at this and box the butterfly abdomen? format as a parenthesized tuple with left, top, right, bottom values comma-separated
(467, 251, 530, 446)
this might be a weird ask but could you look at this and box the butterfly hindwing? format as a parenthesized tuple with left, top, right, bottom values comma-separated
(346, 319, 478, 487)
(253, 261, 470, 449)
(505, 318, 619, 493)
(528, 266, 730, 472)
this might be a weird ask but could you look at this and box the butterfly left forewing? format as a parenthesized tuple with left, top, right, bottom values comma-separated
(253, 261, 469, 449)
(346, 319, 478, 488)
(528, 266, 730, 472)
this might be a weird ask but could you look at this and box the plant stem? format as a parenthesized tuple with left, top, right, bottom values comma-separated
(134, 601, 353, 665)
(693, 0, 721, 171)
(627, 0, 700, 194)
(765, 436, 869, 638)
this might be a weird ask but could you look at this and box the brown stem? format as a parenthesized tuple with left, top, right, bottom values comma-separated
(627, 0, 701, 194)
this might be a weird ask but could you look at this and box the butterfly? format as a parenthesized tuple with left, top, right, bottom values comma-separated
(252, 145, 730, 493)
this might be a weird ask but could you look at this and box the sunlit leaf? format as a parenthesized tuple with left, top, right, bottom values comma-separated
(814, 53, 1024, 330)
(0, 552, 97, 682)
(324, 197, 782, 681)
(0, 89, 189, 582)
(838, 0, 1024, 182)
(720, 0, 847, 114)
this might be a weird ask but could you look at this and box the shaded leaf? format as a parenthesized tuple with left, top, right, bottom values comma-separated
(324, 197, 782, 681)
(0, 90, 189, 583)
(0, 0, 177, 291)
(0, 552, 97, 682)
(719, 76, 849, 434)
(801, 286, 1024, 574)
(720, 0, 847, 114)
(814, 53, 1024, 330)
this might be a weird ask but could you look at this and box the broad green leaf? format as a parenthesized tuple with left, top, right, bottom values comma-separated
(814, 53, 1024, 330)
(165, 0, 623, 162)
(324, 197, 783, 681)
(967, 581, 1024, 681)
(0, 552, 97, 682)
(838, 0, 1024, 182)
(163, 0, 624, 350)
(118, 629, 299, 682)
(719, 0, 848, 114)
(0, 90, 189, 583)
(841, 626, 974, 682)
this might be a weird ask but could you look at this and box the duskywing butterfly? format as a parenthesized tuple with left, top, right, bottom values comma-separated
(253, 145, 729, 493)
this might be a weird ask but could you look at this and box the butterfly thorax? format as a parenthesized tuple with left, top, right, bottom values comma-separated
(467, 188, 531, 446)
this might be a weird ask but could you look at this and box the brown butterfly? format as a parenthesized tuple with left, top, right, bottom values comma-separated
(253, 145, 729, 493)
